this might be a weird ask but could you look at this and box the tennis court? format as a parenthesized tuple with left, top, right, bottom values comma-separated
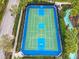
(21, 5, 62, 56)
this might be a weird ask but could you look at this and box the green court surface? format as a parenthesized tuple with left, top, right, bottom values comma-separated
(25, 8, 58, 51)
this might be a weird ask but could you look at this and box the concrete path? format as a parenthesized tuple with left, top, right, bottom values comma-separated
(55, 2, 71, 5)
(0, 0, 20, 36)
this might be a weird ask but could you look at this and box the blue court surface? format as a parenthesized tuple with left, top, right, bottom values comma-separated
(20, 5, 62, 56)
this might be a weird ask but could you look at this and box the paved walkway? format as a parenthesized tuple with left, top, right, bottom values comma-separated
(55, 2, 71, 5)
(0, 0, 20, 36)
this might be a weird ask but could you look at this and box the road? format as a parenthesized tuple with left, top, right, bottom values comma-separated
(0, 50, 5, 59)
(0, 0, 20, 59)
(0, 0, 20, 36)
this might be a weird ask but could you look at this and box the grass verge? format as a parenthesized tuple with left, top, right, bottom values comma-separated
(0, 0, 8, 24)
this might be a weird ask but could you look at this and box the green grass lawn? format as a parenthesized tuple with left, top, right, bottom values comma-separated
(0, 0, 8, 24)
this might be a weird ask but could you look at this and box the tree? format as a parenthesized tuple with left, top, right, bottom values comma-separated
(70, 0, 79, 16)
(63, 28, 78, 59)
(0, 34, 14, 52)
(0, 0, 5, 12)
(32, 0, 38, 2)
(19, 0, 32, 10)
